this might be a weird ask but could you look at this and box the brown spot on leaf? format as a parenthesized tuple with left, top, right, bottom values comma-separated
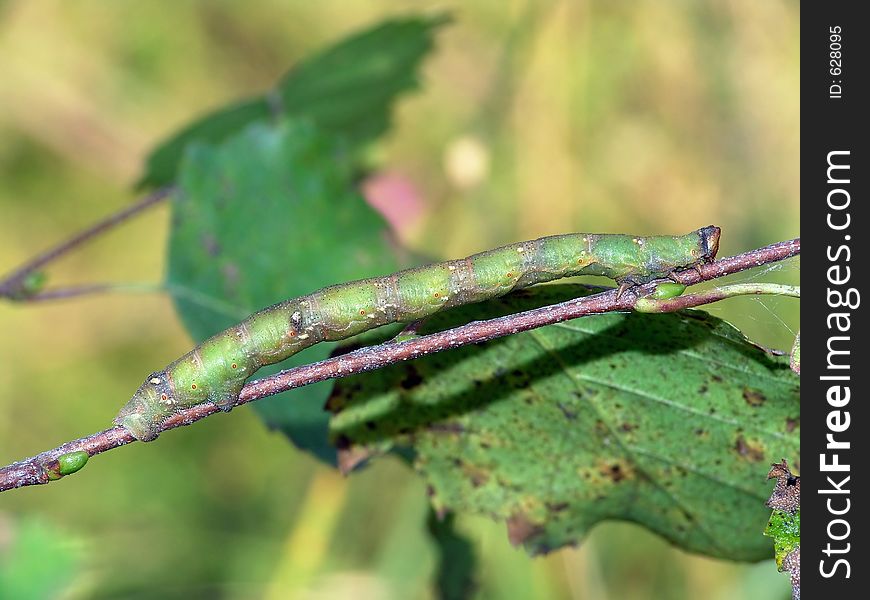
(400, 367, 423, 390)
(598, 459, 633, 483)
(734, 435, 765, 462)
(427, 422, 465, 434)
(785, 417, 799, 433)
(506, 513, 544, 547)
(336, 446, 374, 475)
(557, 403, 577, 420)
(743, 388, 766, 407)
(201, 234, 221, 256)
(462, 464, 490, 488)
(324, 392, 346, 413)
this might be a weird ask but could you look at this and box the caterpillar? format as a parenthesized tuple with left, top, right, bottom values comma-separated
(116, 226, 720, 441)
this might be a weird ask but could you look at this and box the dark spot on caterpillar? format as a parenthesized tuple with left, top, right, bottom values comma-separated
(505, 272, 514, 278)
(433, 292, 440, 298)
(161, 393, 168, 401)
(359, 309, 366, 315)
(191, 384, 197, 390)
(288, 330, 297, 337)
(231, 363, 237, 369)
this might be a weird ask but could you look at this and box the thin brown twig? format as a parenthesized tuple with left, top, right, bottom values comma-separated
(0, 187, 173, 299)
(0, 237, 799, 492)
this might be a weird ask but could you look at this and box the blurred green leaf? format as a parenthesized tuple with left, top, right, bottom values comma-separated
(138, 15, 448, 189)
(168, 121, 401, 463)
(0, 518, 80, 599)
(427, 510, 477, 600)
(327, 285, 800, 560)
(138, 98, 273, 190)
(276, 14, 450, 147)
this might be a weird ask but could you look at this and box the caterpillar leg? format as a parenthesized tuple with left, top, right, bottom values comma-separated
(209, 378, 246, 412)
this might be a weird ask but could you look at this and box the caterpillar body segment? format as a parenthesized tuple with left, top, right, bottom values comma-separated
(116, 226, 720, 441)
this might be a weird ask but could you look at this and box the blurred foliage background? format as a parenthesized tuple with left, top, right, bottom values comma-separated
(0, 1, 798, 599)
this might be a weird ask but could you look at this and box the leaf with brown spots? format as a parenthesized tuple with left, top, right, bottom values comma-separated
(328, 285, 799, 560)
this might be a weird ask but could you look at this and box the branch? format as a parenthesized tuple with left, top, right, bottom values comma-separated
(0, 237, 799, 492)
(0, 187, 172, 300)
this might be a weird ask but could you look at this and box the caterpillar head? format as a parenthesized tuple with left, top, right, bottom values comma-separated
(698, 225, 721, 263)
(114, 371, 173, 442)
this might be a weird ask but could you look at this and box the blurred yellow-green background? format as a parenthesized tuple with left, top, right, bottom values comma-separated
(0, 1, 798, 598)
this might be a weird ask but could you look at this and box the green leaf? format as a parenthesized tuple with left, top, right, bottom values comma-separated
(138, 98, 273, 190)
(427, 509, 477, 600)
(276, 14, 450, 147)
(138, 15, 448, 189)
(0, 518, 80, 598)
(168, 121, 401, 463)
(765, 509, 800, 570)
(327, 285, 800, 560)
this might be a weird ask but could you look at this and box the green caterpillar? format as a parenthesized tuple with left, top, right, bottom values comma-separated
(116, 226, 720, 441)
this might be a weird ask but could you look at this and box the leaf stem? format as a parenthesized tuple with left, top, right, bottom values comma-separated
(11, 281, 169, 302)
(0, 187, 173, 300)
(0, 237, 799, 492)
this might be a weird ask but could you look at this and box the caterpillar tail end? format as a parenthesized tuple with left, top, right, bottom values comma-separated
(114, 372, 174, 442)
